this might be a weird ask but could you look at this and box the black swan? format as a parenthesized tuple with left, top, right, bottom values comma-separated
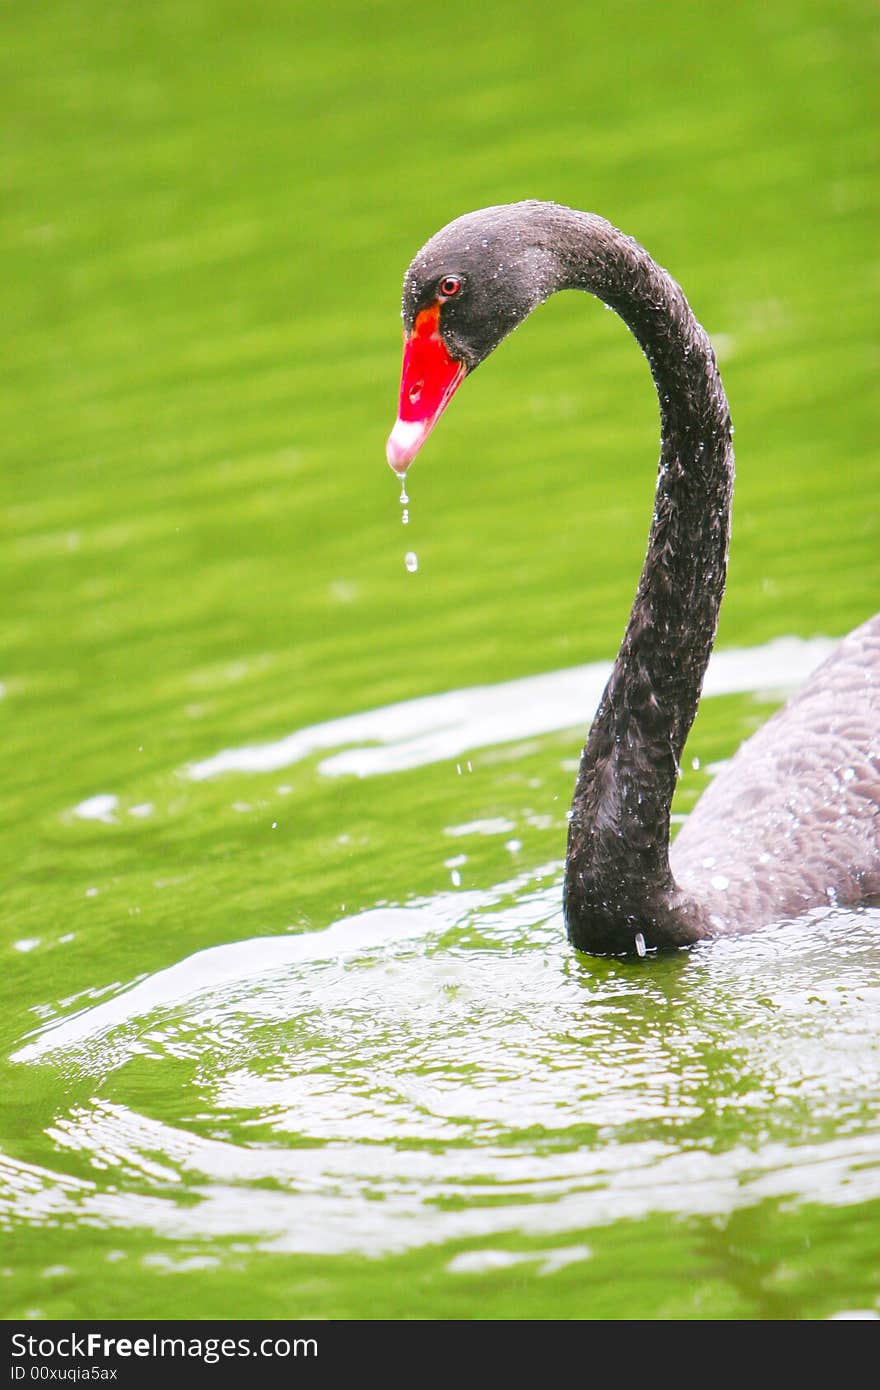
(385, 201, 880, 955)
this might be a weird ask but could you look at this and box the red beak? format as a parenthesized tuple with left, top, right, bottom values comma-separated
(386, 304, 466, 474)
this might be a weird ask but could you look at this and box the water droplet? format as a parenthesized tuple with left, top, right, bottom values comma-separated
(634, 932, 646, 958)
(402, 508, 409, 525)
(451, 868, 462, 887)
(404, 551, 418, 573)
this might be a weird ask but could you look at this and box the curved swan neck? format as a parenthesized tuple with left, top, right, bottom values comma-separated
(546, 209, 734, 951)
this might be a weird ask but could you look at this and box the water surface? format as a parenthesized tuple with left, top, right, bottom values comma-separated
(2, 0, 878, 1320)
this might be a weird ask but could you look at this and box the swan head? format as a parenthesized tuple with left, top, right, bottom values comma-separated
(386, 203, 560, 473)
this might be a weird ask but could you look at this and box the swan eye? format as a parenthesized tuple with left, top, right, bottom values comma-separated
(438, 276, 461, 300)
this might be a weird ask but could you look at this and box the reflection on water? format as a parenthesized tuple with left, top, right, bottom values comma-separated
(183, 635, 835, 783)
(10, 637, 880, 1280)
(7, 851, 880, 1258)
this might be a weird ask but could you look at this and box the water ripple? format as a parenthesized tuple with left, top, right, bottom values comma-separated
(5, 869, 879, 1258)
(185, 636, 834, 782)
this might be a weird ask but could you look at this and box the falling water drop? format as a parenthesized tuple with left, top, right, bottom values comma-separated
(404, 551, 419, 573)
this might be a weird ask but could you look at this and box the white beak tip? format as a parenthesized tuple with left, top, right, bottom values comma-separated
(386, 419, 427, 473)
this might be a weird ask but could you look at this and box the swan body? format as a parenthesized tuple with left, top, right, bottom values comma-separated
(671, 616, 880, 926)
(386, 201, 880, 954)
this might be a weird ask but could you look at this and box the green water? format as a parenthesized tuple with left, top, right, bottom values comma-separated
(3, 0, 879, 1320)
